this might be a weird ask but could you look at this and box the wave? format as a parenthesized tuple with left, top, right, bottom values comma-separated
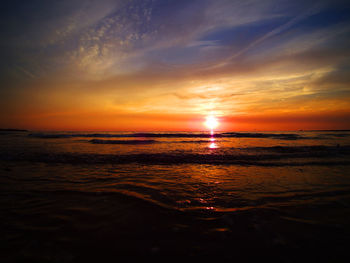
(89, 139, 214, 144)
(2, 145, 349, 166)
(28, 133, 72, 138)
(221, 132, 303, 140)
(176, 140, 215, 143)
(89, 139, 158, 144)
(319, 133, 350, 138)
(28, 132, 308, 140)
(243, 145, 350, 153)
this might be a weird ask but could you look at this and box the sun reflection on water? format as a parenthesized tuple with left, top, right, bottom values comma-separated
(209, 142, 218, 149)
(209, 132, 218, 149)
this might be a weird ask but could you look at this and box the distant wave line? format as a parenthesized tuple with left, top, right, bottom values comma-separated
(27, 132, 316, 140)
(2, 146, 349, 166)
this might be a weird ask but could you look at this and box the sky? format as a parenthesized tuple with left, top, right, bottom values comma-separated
(1, 0, 350, 131)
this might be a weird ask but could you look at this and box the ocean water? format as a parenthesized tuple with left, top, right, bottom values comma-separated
(1, 130, 350, 262)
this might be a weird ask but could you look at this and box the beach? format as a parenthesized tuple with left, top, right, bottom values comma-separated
(1, 130, 350, 262)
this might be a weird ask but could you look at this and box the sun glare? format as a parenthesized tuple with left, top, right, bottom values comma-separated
(204, 115, 219, 131)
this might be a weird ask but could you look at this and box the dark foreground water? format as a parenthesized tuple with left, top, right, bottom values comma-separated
(1, 130, 350, 262)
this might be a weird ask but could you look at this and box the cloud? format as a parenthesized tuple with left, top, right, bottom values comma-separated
(312, 62, 350, 87)
(1, 0, 350, 130)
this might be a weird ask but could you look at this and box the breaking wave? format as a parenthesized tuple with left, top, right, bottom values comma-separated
(89, 139, 158, 144)
(2, 145, 349, 166)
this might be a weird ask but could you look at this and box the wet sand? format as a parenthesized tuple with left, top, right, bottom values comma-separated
(2, 188, 350, 262)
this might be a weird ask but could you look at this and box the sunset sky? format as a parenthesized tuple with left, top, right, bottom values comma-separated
(1, 0, 350, 131)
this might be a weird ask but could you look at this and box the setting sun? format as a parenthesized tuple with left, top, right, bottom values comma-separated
(204, 115, 219, 130)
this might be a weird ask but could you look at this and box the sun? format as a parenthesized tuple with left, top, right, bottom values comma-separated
(204, 115, 219, 130)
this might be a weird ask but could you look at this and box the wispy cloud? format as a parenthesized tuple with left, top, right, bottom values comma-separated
(1, 0, 350, 130)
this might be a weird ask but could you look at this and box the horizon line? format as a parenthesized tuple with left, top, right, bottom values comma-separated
(1, 128, 350, 133)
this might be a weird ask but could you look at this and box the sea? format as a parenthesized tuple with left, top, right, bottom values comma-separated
(1, 130, 350, 262)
